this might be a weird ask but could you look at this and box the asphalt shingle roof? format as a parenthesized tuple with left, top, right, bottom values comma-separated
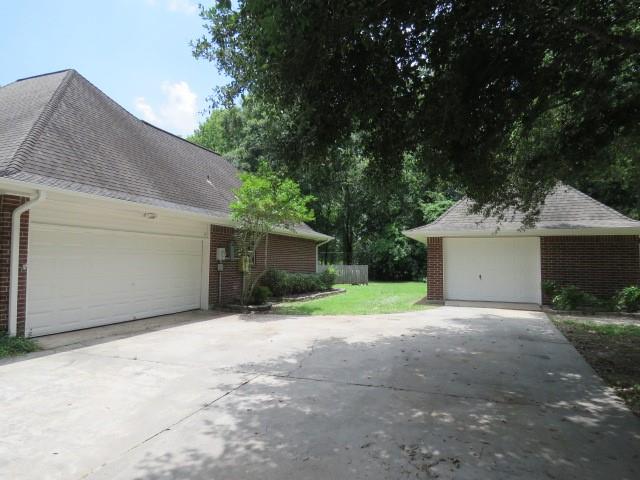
(404, 184, 640, 240)
(0, 70, 329, 241)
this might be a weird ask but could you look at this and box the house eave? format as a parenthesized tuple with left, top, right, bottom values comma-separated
(0, 176, 332, 242)
(403, 226, 640, 244)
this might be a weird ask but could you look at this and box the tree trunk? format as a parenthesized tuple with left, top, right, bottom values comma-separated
(342, 185, 354, 265)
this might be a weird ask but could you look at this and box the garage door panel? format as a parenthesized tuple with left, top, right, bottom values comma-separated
(27, 226, 204, 337)
(444, 237, 541, 304)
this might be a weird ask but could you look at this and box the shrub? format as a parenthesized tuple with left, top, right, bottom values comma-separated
(614, 286, 640, 312)
(262, 269, 289, 297)
(262, 268, 333, 297)
(319, 267, 337, 290)
(252, 286, 272, 305)
(552, 285, 606, 311)
(541, 280, 559, 298)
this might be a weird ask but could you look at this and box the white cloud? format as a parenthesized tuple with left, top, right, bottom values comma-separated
(134, 81, 199, 136)
(144, 0, 197, 15)
(167, 0, 198, 15)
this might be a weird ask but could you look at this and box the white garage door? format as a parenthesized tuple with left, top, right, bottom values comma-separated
(26, 225, 204, 337)
(443, 237, 541, 304)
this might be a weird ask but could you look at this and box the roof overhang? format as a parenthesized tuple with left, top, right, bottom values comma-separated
(0, 176, 333, 243)
(403, 226, 640, 244)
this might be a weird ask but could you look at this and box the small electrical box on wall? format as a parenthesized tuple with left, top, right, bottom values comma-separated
(217, 263, 224, 272)
(216, 247, 226, 261)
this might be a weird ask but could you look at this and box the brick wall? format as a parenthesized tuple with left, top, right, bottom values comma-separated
(0, 195, 30, 335)
(426, 237, 443, 302)
(541, 235, 640, 303)
(209, 226, 318, 305)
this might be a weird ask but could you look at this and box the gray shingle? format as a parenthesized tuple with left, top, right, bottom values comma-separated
(0, 70, 329, 241)
(405, 184, 640, 239)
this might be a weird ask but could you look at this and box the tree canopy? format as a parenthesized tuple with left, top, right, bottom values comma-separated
(193, 0, 639, 221)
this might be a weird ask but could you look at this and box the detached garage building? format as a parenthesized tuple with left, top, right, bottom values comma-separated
(404, 185, 640, 309)
(0, 70, 330, 337)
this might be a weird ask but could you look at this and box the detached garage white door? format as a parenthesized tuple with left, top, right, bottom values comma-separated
(26, 225, 204, 337)
(443, 237, 541, 304)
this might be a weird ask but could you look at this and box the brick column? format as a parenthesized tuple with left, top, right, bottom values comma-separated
(0, 195, 30, 336)
(426, 237, 444, 302)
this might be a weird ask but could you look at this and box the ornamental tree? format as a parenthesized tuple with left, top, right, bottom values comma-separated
(231, 162, 315, 304)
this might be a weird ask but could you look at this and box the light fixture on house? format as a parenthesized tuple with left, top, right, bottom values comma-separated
(143, 212, 157, 220)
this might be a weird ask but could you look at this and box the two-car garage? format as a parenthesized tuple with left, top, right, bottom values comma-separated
(24, 195, 209, 337)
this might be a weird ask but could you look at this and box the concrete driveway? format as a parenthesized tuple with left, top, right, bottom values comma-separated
(1, 307, 638, 479)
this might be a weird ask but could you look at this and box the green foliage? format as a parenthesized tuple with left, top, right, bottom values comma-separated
(557, 320, 640, 338)
(614, 286, 640, 313)
(251, 285, 272, 305)
(230, 162, 315, 304)
(552, 285, 609, 311)
(262, 268, 334, 297)
(319, 267, 337, 291)
(541, 280, 559, 298)
(190, 100, 458, 282)
(231, 162, 315, 231)
(419, 192, 456, 224)
(0, 335, 39, 358)
(193, 0, 640, 219)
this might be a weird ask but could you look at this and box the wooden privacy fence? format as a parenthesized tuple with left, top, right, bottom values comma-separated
(318, 264, 369, 285)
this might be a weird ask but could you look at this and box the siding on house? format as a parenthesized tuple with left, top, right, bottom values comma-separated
(0, 195, 30, 335)
(209, 225, 318, 305)
(540, 235, 640, 302)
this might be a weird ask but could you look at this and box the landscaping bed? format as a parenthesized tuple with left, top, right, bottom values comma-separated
(550, 314, 640, 416)
(271, 288, 346, 303)
(0, 335, 39, 359)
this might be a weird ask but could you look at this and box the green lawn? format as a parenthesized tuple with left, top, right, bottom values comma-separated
(273, 281, 432, 315)
(0, 335, 39, 358)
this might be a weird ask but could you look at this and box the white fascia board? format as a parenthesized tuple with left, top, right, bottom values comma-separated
(0, 177, 332, 242)
(403, 226, 640, 242)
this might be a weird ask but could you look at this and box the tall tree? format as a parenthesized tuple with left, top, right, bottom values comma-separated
(193, 0, 639, 222)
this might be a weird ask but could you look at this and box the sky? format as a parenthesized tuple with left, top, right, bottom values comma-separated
(0, 0, 227, 137)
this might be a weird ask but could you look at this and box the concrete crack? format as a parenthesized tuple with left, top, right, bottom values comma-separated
(80, 373, 261, 479)
(269, 372, 538, 406)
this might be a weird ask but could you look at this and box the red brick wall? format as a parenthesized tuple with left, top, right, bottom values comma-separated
(541, 235, 640, 303)
(209, 226, 318, 305)
(426, 237, 444, 302)
(0, 195, 30, 336)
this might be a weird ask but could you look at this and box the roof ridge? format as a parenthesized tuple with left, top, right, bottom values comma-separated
(140, 120, 225, 158)
(65, 73, 226, 161)
(14, 69, 73, 83)
(562, 183, 636, 222)
(1, 70, 75, 175)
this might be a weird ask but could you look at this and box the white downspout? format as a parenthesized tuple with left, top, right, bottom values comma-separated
(8, 190, 46, 337)
(315, 238, 333, 272)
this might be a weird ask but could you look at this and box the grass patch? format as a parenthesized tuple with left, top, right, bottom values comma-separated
(551, 316, 640, 416)
(273, 281, 432, 315)
(0, 335, 40, 358)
